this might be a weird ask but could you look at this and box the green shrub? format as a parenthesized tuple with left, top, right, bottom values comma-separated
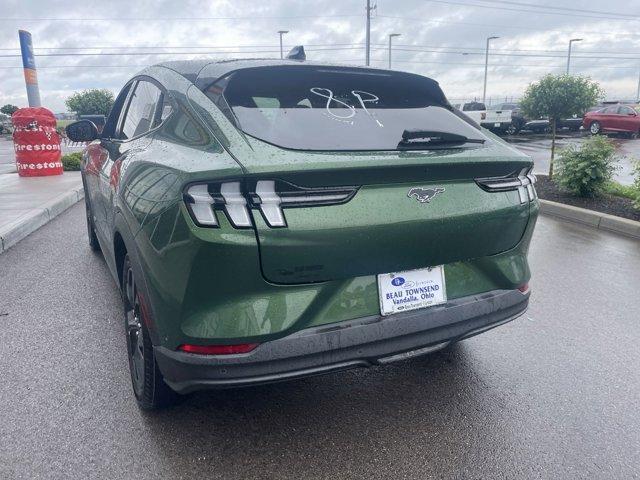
(603, 167, 640, 211)
(605, 181, 638, 201)
(61, 152, 82, 171)
(556, 136, 618, 197)
(634, 163, 640, 210)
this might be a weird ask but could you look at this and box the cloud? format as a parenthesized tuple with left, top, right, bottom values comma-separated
(1, 0, 639, 111)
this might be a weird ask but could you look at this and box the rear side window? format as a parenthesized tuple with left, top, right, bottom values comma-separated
(462, 102, 486, 111)
(203, 66, 485, 151)
(120, 80, 162, 140)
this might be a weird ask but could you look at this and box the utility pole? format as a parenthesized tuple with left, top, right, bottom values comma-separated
(482, 36, 499, 105)
(566, 38, 582, 74)
(388, 33, 401, 69)
(637, 65, 640, 102)
(365, 0, 376, 66)
(278, 30, 289, 59)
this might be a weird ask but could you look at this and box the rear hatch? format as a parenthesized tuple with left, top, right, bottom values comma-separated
(484, 109, 512, 124)
(243, 146, 532, 284)
(199, 65, 535, 284)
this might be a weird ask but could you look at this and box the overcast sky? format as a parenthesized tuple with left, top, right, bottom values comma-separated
(1, 0, 640, 112)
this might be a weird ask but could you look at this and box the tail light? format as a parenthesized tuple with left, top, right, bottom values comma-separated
(184, 180, 358, 229)
(475, 167, 537, 204)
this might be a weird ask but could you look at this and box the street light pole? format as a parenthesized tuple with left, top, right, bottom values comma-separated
(388, 33, 401, 69)
(365, 0, 376, 66)
(566, 38, 582, 75)
(482, 36, 499, 105)
(278, 30, 289, 59)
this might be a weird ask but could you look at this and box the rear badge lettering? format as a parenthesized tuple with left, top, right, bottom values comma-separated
(407, 187, 445, 203)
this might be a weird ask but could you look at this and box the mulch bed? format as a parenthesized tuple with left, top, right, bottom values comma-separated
(536, 175, 640, 222)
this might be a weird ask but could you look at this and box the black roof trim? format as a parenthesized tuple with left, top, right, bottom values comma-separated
(155, 58, 441, 92)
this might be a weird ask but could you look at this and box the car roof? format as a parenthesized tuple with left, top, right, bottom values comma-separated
(156, 58, 441, 91)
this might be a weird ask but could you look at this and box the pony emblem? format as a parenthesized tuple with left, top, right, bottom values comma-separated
(407, 187, 445, 203)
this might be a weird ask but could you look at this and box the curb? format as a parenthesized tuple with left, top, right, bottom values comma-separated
(0, 186, 84, 253)
(539, 199, 640, 240)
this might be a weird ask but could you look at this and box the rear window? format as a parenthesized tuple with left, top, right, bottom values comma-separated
(203, 66, 485, 151)
(462, 102, 486, 111)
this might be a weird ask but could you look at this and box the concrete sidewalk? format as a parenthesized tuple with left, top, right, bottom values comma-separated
(0, 172, 84, 253)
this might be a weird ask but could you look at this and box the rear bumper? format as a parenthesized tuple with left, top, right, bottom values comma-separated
(481, 121, 510, 130)
(155, 288, 529, 394)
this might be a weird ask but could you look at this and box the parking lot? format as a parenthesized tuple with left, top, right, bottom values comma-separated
(0, 203, 638, 479)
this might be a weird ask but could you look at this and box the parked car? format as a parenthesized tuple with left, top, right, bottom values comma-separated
(524, 116, 583, 134)
(0, 113, 12, 134)
(458, 102, 514, 133)
(491, 102, 526, 134)
(583, 104, 640, 137)
(66, 59, 538, 409)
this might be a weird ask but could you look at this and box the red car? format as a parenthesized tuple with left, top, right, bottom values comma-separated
(583, 104, 640, 138)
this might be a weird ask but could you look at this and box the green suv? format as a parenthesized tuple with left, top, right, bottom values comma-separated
(66, 59, 538, 409)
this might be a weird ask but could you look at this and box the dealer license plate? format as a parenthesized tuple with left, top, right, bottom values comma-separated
(378, 266, 447, 316)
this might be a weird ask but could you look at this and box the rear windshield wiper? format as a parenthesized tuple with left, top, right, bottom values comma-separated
(398, 130, 485, 150)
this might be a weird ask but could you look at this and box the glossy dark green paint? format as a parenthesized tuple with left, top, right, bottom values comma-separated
(87, 64, 537, 350)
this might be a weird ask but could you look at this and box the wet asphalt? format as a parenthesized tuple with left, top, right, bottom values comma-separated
(0, 203, 639, 479)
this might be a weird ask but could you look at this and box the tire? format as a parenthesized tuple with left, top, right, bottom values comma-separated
(628, 131, 639, 139)
(122, 254, 179, 410)
(84, 196, 101, 252)
(589, 121, 601, 135)
(505, 123, 519, 135)
(532, 125, 550, 134)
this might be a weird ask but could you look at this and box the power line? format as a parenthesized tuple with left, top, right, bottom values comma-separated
(0, 43, 364, 52)
(0, 41, 636, 57)
(0, 14, 360, 22)
(0, 45, 638, 61)
(2, 59, 636, 71)
(371, 46, 640, 61)
(468, 0, 640, 19)
(376, 14, 640, 37)
(0, 46, 364, 58)
(379, 43, 640, 56)
(423, 0, 640, 21)
(0, 43, 638, 61)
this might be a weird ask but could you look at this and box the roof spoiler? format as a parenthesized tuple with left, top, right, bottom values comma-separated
(286, 45, 306, 61)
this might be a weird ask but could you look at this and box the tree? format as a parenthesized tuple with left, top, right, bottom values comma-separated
(65, 89, 115, 116)
(0, 104, 19, 115)
(520, 74, 603, 178)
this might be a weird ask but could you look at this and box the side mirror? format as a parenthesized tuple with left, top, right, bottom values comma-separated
(65, 120, 98, 142)
(629, 112, 637, 116)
